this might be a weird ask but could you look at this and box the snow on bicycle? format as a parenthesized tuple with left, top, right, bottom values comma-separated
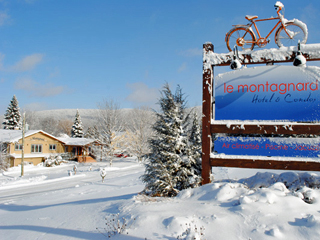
(225, 1, 308, 52)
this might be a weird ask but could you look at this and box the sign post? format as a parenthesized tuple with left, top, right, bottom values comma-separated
(21, 112, 25, 177)
(202, 43, 214, 185)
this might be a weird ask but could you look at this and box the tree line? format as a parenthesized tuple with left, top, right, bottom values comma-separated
(1, 84, 202, 197)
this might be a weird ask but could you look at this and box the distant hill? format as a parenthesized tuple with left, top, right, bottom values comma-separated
(33, 109, 101, 125)
(32, 106, 201, 122)
(0, 106, 202, 132)
(30, 108, 138, 129)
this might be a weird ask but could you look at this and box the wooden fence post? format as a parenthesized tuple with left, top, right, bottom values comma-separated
(202, 43, 213, 184)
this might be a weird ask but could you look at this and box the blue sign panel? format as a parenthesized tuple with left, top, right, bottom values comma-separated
(215, 137, 320, 158)
(215, 65, 320, 121)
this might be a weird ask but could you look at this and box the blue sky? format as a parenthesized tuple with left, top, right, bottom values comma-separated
(1, 0, 320, 114)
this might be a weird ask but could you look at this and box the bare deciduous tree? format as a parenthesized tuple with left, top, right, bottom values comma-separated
(97, 99, 124, 165)
(125, 106, 154, 161)
(58, 119, 73, 136)
(25, 110, 60, 135)
(24, 110, 40, 130)
(38, 117, 60, 136)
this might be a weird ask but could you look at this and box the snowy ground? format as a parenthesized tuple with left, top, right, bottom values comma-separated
(1, 158, 320, 240)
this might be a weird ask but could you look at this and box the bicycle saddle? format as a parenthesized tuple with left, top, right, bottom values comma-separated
(245, 15, 258, 21)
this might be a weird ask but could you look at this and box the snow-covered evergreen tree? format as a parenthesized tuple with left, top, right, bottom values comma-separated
(174, 85, 190, 135)
(185, 112, 202, 188)
(141, 83, 190, 197)
(71, 110, 84, 138)
(173, 85, 197, 191)
(0, 142, 9, 171)
(2, 95, 22, 130)
(84, 126, 98, 139)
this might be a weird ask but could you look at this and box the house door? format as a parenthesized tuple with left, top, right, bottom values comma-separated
(72, 147, 76, 156)
(77, 147, 82, 156)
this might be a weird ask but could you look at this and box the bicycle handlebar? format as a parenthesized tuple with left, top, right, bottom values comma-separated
(274, 1, 284, 11)
(276, 7, 281, 15)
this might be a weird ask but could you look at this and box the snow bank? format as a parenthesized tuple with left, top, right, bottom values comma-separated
(119, 171, 320, 239)
(2, 160, 320, 239)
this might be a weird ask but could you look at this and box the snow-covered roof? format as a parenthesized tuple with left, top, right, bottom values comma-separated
(0, 129, 24, 142)
(0, 129, 97, 146)
(0, 129, 63, 143)
(57, 137, 96, 146)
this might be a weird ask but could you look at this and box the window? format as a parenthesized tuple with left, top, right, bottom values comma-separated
(31, 144, 42, 153)
(49, 144, 57, 150)
(15, 144, 23, 151)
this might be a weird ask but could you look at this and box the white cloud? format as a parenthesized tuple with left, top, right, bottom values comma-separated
(23, 102, 48, 111)
(126, 82, 159, 104)
(36, 83, 64, 97)
(10, 53, 44, 72)
(48, 67, 60, 78)
(178, 62, 187, 73)
(14, 77, 65, 97)
(14, 77, 35, 91)
(144, 70, 149, 79)
(0, 53, 4, 70)
(178, 48, 202, 57)
(0, 11, 10, 26)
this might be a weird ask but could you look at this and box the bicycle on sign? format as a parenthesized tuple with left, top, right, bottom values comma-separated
(225, 1, 308, 52)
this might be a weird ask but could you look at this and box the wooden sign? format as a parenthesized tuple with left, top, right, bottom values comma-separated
(215, 65, 320, 121)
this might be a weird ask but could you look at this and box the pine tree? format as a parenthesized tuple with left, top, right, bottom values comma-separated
(3, 95, 22, 130)
(172, 85, 194, 191)
(141, 83, 188, 197)
(71, 110, 84, 138)
(84, 126, 97, 139)
(0, 142, 9, 170)
(185, 112, 202, 188)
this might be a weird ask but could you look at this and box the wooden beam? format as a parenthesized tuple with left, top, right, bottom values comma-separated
(211, 52, 320, 67)
(211, 123, 320, 135)
(202, 43, 214, 185)
(210, 157, 320, 171)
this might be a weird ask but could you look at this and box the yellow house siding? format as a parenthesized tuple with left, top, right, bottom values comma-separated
(9, 132, 65, 167)
(20, 157, 43, 166)
(11, 132, 64, 155)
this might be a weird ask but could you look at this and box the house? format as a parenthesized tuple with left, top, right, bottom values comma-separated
(109, 131, 130, 154)
(0, 129, 65, 167)
(57, 137, 98, 163)
(0, 129, 100, 167)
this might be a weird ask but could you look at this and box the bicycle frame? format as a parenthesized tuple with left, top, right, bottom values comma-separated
(244, 9, 290, 46)
(249, 17, 282, 43)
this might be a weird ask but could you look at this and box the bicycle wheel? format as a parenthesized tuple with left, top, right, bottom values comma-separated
(275, 21, 308, 48)
(226, 27, 256, 52)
